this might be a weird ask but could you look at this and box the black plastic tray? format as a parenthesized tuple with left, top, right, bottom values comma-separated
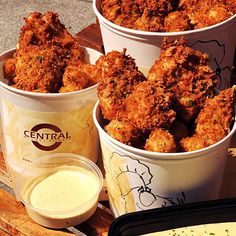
(108, 198, 236, 236)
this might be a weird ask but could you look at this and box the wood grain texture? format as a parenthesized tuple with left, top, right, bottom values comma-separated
(0, 187, 113, 236)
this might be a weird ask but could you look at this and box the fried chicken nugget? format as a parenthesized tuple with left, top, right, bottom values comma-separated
(18, 11, 73, 49)
(179, 87, 235, 152)
(60, 61, 99, 93)
(13, 45, 62, 93)
(104, 119, 142, 145)
(101, 0, 175, 31)
(190, 4, 234, 29)
(97, 50, 146, 121)
(148, 38, 217, 123)
(164, 11, 192, 32)
(3, 57, 16, 83)
(144, 128, 177, 153)
(124, 80, 176, 132)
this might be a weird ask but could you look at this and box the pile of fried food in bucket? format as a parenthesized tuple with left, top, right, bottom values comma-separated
(97, 37, 236, 153)
(3, 11, 100, 93)
(101, 0, 236, 31)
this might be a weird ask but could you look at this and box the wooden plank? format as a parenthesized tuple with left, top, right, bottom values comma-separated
(0, 152, 12, 188)
(76, 23, 104, 54)
(0, 188, 74, 236)
(0, 187, 113, 236)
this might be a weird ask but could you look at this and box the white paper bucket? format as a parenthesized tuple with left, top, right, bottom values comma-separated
(93, 0, 236, 89)
(0, 47, 102, 192)
(93, 102, 236, 217)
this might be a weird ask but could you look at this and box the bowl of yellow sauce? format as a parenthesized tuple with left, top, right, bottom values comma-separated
(16, 153, 103, 228)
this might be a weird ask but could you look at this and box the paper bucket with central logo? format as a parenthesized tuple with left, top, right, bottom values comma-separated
(0, 47, 102, 194)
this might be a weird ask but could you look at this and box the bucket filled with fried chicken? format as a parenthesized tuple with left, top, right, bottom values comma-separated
(93, 0, 236, 90)
(93, 38, 236, 217)
(0, 12, 102, 192)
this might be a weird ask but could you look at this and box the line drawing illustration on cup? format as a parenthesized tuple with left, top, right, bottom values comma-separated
(190, 39, 232, 89)
(109, 152, 186, 213)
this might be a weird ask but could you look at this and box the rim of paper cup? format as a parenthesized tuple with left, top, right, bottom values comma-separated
(93, 0, 236, 37)
(17, 153, 103, 215)
(93, 101, 236, 160)
(0, 48, 99, 98)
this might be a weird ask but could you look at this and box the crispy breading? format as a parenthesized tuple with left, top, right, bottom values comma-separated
(18, 11, 73, 49)
(148, 38, 217, 123)
(2, 57, 16, 83)
(189, 4, 234, 29)
(101, 0, 176, 31)
(60, 62, 99, 93)
(104, 119, 142, 145)
(101, 0, 236, 31)
(124, 80, 176, 132)
(144, 128, 177, 153)
(3, 11, 92, 93)
(179, 87, 235, 152)
(164, 11, 192, 32)
(97, 50, 146, 121)
(13, 45, 62, 93)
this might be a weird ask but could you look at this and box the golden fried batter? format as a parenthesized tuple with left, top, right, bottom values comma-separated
(124, 80, 176, 132)
(101, 0, 236, 31)
(2, 57, 16, 83)
(97, 50, 146, 121)
(3, 11, 96, 93)
(164, 11, 192, 32)
(13, 45, 62, 93)
(148, 38, 217, 123)
(101, 0, 176, 31)
(144, 128, 177, 153)
(18, 11, 73, 49)
(105, 119, 142, 145)
(60, 62, 99, 93)
(179, 87, 235, 152)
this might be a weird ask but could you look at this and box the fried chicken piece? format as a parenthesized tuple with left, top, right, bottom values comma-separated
(179, 87, 235, 152)
(3, 57, 16, 83)
(60, 61, 99, 93)
(190, 4, 234, 29)
(134, 10, 164, 32)
(148, 38, 217, 123)
(144, 128, 177, 153)
(62, 37, 85, 67)
(97, 50, 146, 121)
(17, 11, 84, 68)
(104, 119, 142, 145)
(101, 0, 175, 31)
(13, 45, 62, 93)
(96, 49, 139, 77)
(164, 11, 192, 32)
(18, 11, 73, 49)
(124, 80, 176, 132)
(180, 0, 235, 29)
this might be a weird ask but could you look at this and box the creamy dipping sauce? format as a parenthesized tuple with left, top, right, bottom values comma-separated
(21, 166, 101, 228)
(28, 168, 99, 213)
(143, 222, 236, 235)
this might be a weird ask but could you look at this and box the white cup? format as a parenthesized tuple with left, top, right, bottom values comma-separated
(93, 101, 236, 217)
(0, 47, 102, 194)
